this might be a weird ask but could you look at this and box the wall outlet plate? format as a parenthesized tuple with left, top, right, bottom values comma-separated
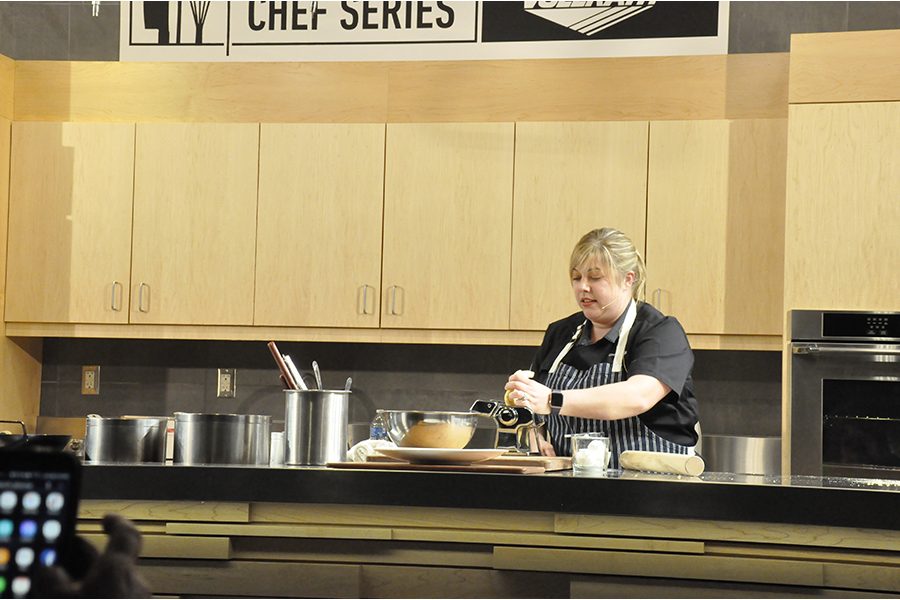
(217, 368, 236, 398)
(82, 365, 100, 395)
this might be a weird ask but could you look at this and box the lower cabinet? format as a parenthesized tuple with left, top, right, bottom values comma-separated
(78, 500, 899, 598)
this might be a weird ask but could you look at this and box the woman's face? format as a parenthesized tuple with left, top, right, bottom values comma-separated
(571, 259, 634, 323)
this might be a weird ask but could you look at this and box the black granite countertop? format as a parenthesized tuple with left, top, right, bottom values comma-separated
(81, 464, 900, 531)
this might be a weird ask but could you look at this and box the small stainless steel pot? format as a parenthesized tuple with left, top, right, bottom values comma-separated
(173, 412, 271, 466)
(84, 415, 168, 464)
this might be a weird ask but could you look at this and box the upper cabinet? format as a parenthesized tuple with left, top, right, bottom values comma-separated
(255, 124, 385, 328)
(785, 102, 899, 312)
(131, 123, 259, 325)
(511, 121, 649, 331)
(6, 122, 135, 324)
(3, 118, 787, 347)
(646, 119, 787, 336)
(382, 123, 515, 329)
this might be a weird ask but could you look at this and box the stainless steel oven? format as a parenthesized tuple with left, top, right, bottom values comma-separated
(790, 310, 899, 479)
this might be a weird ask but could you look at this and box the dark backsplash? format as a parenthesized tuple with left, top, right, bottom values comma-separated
(39, 339, 781, 437)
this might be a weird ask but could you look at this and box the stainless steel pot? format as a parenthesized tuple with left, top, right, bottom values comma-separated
(173, 412, 271, 466)
(284, 390, 350, 465)
(84, 415, 168, 464)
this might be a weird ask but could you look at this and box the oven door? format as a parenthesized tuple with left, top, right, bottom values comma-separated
(791, 342, 900, 479)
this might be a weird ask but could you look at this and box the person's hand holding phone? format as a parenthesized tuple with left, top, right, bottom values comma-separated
(32, 513, 150, 598)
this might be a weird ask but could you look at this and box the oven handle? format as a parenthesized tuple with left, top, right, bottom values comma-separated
(792, 342, 900, 356)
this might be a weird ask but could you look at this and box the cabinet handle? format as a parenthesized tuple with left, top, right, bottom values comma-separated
(358, 284, 375, 315)
(388, 285, 404, 316)
(652, 288, 661, 308)
(138, 283, 150, 313)
(111, 281, 123, 312)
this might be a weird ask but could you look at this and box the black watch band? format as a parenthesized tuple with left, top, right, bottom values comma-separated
(550, 391, 564, 412)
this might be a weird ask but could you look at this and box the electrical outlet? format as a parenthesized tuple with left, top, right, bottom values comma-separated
(217, 368, 236, 398)
(82, 365, 100, 395)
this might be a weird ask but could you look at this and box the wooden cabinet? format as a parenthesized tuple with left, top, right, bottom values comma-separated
(511, 121, 649, 331)
(131, 123, 259, 325)
(3, 118, 787, 347)
(785, 102, 899, 312)
(382, 123, 515, 329)
(646, 119, 786, 336)
(255, 124, 385, 327)
(5, 122, 135, 323)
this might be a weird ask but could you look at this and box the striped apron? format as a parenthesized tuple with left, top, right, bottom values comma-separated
(544, 301, 692, 469)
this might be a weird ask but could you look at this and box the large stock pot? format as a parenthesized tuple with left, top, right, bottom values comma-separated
(84, 415, 168, 464)
(173, 412, 271, 466)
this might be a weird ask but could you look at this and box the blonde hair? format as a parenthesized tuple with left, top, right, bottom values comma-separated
(569, 228, 647, 301)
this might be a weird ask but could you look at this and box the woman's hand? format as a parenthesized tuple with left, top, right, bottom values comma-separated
(504, 369, 552, 415)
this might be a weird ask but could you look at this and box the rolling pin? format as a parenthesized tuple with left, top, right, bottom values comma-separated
(619, 450, 705, 477)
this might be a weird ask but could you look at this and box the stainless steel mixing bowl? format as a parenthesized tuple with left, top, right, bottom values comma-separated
(379, 410, 478, 449)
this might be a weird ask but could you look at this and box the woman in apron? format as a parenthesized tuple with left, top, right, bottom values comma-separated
(504, 228, 699, 468)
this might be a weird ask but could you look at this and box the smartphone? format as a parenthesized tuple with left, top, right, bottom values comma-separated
(0, 450, 80, 598)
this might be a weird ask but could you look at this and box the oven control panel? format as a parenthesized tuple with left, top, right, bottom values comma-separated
(822, 312, 898, 340)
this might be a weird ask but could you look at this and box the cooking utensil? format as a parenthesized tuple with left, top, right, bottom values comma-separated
(283, 355, 308, 390)
(173, 412, 271, 466)
(284, 389, 351, 465)
(312, 361, 323, 390)
(83, 415, 168, 464)
(267, 341, 298, 389)
(619, 450, 706, 477)
(379, 410, 478, 449)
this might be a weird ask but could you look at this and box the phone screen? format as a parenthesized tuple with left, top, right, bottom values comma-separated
(0, 451, 79, 599)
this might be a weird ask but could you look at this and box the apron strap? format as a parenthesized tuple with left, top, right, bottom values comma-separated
(548, 299, 637, 375)
(548, 321, 586, 375)
(612, 300, 637, 374)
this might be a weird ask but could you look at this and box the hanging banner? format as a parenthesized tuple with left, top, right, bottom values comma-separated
(120, 1, 729, 62)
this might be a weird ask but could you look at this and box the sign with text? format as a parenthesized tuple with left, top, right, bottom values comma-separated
(120, 1, 728, 62)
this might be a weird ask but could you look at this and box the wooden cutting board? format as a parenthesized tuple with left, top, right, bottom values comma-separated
(484, 455, 572, 471)
(366, 454, 572, 472)
(327, 461, 545, 474)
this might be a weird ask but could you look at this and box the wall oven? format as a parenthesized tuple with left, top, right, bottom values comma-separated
(790, 310, 899, 479)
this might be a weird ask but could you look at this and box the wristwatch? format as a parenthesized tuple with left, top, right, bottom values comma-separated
(549, 391, 564, 413)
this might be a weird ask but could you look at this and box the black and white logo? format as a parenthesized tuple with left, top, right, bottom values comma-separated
(482, 1, 721, 43)
(523, 1, 656, 37)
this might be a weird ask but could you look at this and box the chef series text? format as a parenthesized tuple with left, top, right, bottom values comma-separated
(248, 1, 457, 32)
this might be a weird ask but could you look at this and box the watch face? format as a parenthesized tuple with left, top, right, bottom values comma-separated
(550, 392, 564, 408)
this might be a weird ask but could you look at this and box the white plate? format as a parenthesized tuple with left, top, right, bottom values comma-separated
(377, 447, 506, 465)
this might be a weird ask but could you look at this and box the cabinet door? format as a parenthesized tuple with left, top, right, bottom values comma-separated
(6, 122, 134, 323)
(131, 123, 258, 325)
(646, 119, 786, 335)
(255, 124, 384, 327)
(383, 123, 514, 329)
(785, 102, 899, 311)
(511, 122, 648, 330)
